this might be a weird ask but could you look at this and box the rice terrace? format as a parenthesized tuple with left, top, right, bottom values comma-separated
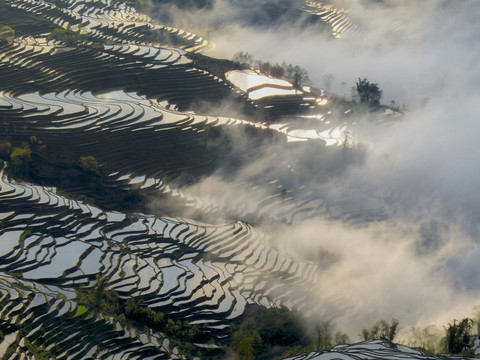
(0, 0, 480, 359)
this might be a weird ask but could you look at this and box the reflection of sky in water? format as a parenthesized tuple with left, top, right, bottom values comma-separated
(226, 70, 304, 100)
(269, 123, 347, 145)
(0, 230, 23, 255)
(249, 87, 301, 100)
(22, 239, 92, 279)
(226, 70, 294, 92)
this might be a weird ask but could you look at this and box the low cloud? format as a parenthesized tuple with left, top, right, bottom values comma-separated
(264, 217, 478, 336)
(143, 0, 480, 337)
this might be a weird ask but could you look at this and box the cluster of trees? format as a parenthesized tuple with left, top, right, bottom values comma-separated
(0, 139, 33, 175)
(232, 53, 385, 107)
(232, 51, 310, 88)
(75, 276, 212, 358)
(72, 276, 480, 360)
(0, 131, 147, 212)
(313, 320, 350, 352)
(444, 318, 475, 354)
(361, 318, 399, 342)
(353, 78, 383, 108)
(0, 135, 48, 177)
(230, 308, 352, 359)
(122, 297, 209, 357)
(360, 317, 480, 356)
(47, 26, 89, 46)
(75, 275, 121, 315)
(231, 307, 307, 359)
(387, 317, 479, 356)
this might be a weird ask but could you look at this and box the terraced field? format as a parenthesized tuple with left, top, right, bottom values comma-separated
(0, 0, 398, 358)
(301, 1, 358, 38)
(0, 169, 329, 353)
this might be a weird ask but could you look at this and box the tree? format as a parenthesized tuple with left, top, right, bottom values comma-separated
(233, 331, 261, 360)
(361, 318, 399, 341)
(232, 51, 254, 66)
(405, 325, 442, 355)
(291, 65, 310, 87)
(283, 62, 294, 81)
(282, 63, 309, 88)
(259, 61, 271, 74)
(355, 78, 382, 107)
(444, 318, 473, 354)
(257, 307, 304, 346)
(314, 321, 333, 351)
(270, 64, 285, 78)
(80, 155, 98, 173)
(334, 331, 351, 345)
(232, 307, 307, 359)
(10, 146, 31, 171)
(471, 305, 480, 335)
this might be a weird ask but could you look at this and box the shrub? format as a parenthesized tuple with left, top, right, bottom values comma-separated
(233, 331, 260, 360)
(10, 146, 31, 168)
(47, 26, 89, 46)
(405, 325, 442, 355)
(334, 331, 351, 346)
(80, 155, 98, 172)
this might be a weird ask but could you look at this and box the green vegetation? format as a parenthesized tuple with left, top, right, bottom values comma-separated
(24, 338, 57, 360)
(0, 3, 56, 36)
(228, 307, 355, 359)
(313, 320, 350, 351)
(404, 324, 442, 355)
(228, 313, 480, 359)
(365, 316, 480, 357)
(361, 318, 399, 341)
(9, 145, 31, 173)
(231, 307, 308, 359)
(444, 318, 473, 354)
(355, 78, 383, 108)
(74, 276, 213, 358)
(123, 298, 211, 358)
(79, 155, 99, 173)
(73, 305, 88, 317)
(47, 26, 89, 46)
(0, 132, 150, 212)
(75, 275, 120, 315)
(0, 24, 14, 42)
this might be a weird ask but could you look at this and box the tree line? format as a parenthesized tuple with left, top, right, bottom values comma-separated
(232, 51, 310, 88)
(231, 310, 480, 359)
(48, 269, 480, 359)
